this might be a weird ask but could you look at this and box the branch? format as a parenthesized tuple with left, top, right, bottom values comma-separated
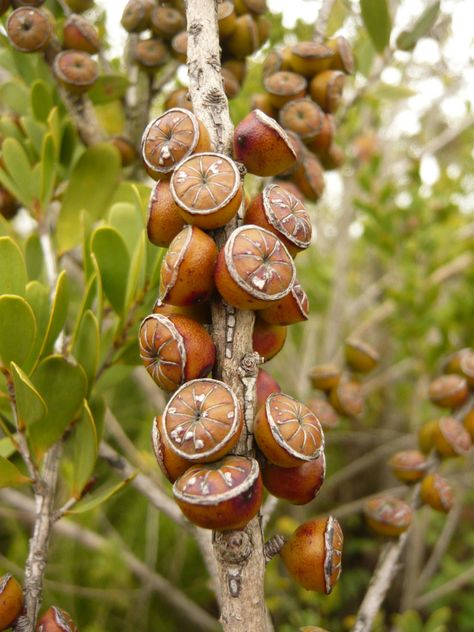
(313, 0, 336, 42)
(414, 563, 474, 609)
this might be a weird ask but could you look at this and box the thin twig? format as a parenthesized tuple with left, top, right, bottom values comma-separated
(313, 0, 336, 42)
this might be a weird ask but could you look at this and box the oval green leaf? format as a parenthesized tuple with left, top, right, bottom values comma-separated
(70, 399, 98, 500)
(91, 226, 130, 316)
(10, 362, 47, 431)
(360, 0, 392, 53)
(0, 455, 30, 488)
(0, 295, 36, 368)
(0, 237, 27, 296)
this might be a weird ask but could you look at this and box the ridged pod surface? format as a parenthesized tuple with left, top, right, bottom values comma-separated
(388, 450, 428, 483)
(364, 496, 413, 537)
(434, 416, 471, 457)
(7, 7, 52, 52)
(35, 606, 78, 632)
(151, 415, 190, 482)
(420, 473, 454, 513)
(259, 279, 309, 325)
(428, 374, 469, 409)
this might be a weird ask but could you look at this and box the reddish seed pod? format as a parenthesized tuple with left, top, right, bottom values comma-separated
(256, 369, 281, 409)
(280, 516, 343, 593)
(329, 380, 364, 418)
(272, 180, 305, 202)
(364, 496, 413, 537)
(306, 113, 335, 156)
(162, 378, 243, 463)
(428, 374, 469, 409)
(222, 67, 240, 99)
(152, 299, 211, 325)
(63, 13, 101, 54)
(7, 7, 53, 53)
(388, 450, 428, 484)
(173, 455, 263, 530)
(35, 606, 78, 631)
(320, 143, 345, 170)
(170, 31, 188, 63)
(121, 0, 153, 33)
(0, 187, 20, 220)
(433, 416, 472, 458)
(147, 180, 185, 248)
(292, 152, 325, 202)
(250, 93, 278, 118)
(254, 392, 324, 468)
(252, 317, 287, 362)
(134, 38, 169, 73)
(164, 86, 192, 111)
(53, 50, 98, 94)
(262, 452, 326, 505)
(279, 98, 324, 144)
(259, 279, 309, 326)
(223, 58, 248, 85)
(110, 136, 138, 167)
(306, 398, 339, 430)
(0, 574, 23, 631)
(150, 6, 185, 40)
(151, 415, 190, 482)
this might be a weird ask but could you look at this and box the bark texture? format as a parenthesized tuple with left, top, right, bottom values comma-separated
(185, 1, 269, 630)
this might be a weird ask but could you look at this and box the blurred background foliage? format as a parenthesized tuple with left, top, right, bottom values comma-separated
(0, 0, 473, 630)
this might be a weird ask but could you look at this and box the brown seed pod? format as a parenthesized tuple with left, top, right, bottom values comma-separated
(310, 70, 345, 114)
(109, 136, 137, 167)
(250, 93, 278, 118)
(259, 279, 309, 326)
(388, 450, 428, 484)
(159, 225, 218, 306)
(418, 419, 438, 454)
(306, 398, 339, 430)
(121, 0, 153, 33)
(53, 50, 98, 94)
(0, 574, 23, 631)
(151, 415, 190, 482)
(306, 113, 335, 156)
(433, 416, 471, 458)
(214, 225, 296, 310)
(7, 7, 52, 53)
(35, 606, 78, 632)
(329, 380, 364, 418)
(272, 180, 305, 203)
(262, 452, 326, 505)
(170, 152, 242, 229)
(164, 87, 192, 111)
(463, 408, 474, 441)
(63, 13, 100, 54)
(282, 130, 307, 173)
(253, 317, 287, 362)
(224, 14, 259, 60)
(420, 473, 454, 513)
(150, 6, 185, 40)
(326, 36, 355, 74)
(65, 0, 93, 11)
(364, 496, 413, 537)
(222, 58, 247, 85)
(428, 374, 469, 409)
(0, 187, 20, 220)
(222, 67, 240, 99)
(234, 0, 268, 15)
(280, 516, 343, 593)
(308, 363, 341, 392)
(292, 152, 325, 201)
(233, 109, 297, 177)
(279, 98, 324, 144)
(162, 378, 243, 463)
(289, 41, 334, 77)
(344, 338, 380, 373)
(138, 313, 216, 391)
(173, 455, 263, 530)
(263, 49, 284, 77)
(320, 143, 344, 170)
(256, 368, 281, 409)
(254, 392, 324, 467)
(460, 350, 474, 386)
(218, 1, 237, 39)
(442, 348, 472, 375)
(170, 30, 187, 63)
(245, 183, 312, 257)
(134, 38, 169, 73)
(141, 108, 211, 180)
(147, 179, 185, 248)
(152, 298, 211, 325)
(256, 14, 270, 46)
(263, 71, 307, 109)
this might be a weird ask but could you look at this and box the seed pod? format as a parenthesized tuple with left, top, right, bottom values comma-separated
(0, 187, 20, 220)
(214, 225, 296, 310)
(121, 0, 153, 33)
(420, 473, 454, 513)
(280, 516, 343, 593)
(147, 180, 185, 248)
(171, 152, 242, 229)
(7, 7, 53, 53)
(255, 392, 324, 467)
(151, 415, 190, 482)
(329, 380, 364, 418)
(272, 180, 305, 202)
(0, 0, 10, 16)
(245, 184, 312, 257)
(292, 152, 325, 201)
(234, 0, 268, 15)
(234, 109, 297, 177)
(310, 70, 345, 114)
(264, 71, 307, 109)
(306, 113, 335, 156)
(259, 279, 309, 326)
(110, 136, 137, 167)
(139, 313, 216, 391)
(460, 350, 474, 386)
(418, 419, 438, 454)
(262, 452, 326, 505)
(159, 225, 218, 306)
(150, 6, 185, 40)
(263, 49, 284, 77)
(279, 98, 324, 144)
(251, 93, 278, 118)
(63, 13, 101, 54)
(306, 398, 339, 430)
(164, 87, 192, 111)
(344, 338, 380, 373)
(134, 38, 169, 73)
(141, 108, 211, 180)
(170, 30, 187, 63)
(326, 36, 355, 74)
(256, 14, 270, 46)
(12, 0, 45, 7)
(162, 378, 242, 463)
(217, 1, 236, 39)
(0, 574, 23, 631)
(282, 130, 307, 173)
(364, 496, 413, 537)
(223, 58, 247, 85)
(388, 450, 428, 484)
(433, 416, 471, 458)
(428, 374, 469, 409)
(308, 363, 341, 392)
(35, 607, 77, 631)
(173, 455, 263, 530)
(463, 408, 474, 441)
(442, 347, 472, 375)
(289, 42, 334, 77)
(65, 0, 93, 10)
(152, 299, 211, 325)
(222, 67, 240, 99)
(224, 14, 259, 60)
(253, 317, 287, 362)
(256, 368, 281, 409)
(53, 50, 98, 94)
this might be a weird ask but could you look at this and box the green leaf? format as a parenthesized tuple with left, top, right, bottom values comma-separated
(108, 202, 144, 256)
(372, 82, 415, 100)
(396, 2, 440, 51)
(20, 116, 47, 158)
(59, 120, 77, 167)
(67, 473, 136, 514)
(0, 436, 16, 459)
(126, 231, 146, 307)
(25, 281, 50, 370)
(25, 234, 44, 281)
(71, 310, 99, 390)
(0, 81, 29, 116)
(425, 607, 451, 632)
(70, 400, 98, 499)
(40, 133, 56, 208)
(39, 271, 69, 357)
(0, 296, 36, 368)
(88, 75, 130, 105)
(0, 237, 27, 296)
(0, 455, 30, 488)
(326, 0, 349, 36)
(31, 80, 54, 122)
(1, 138, 36, 208)
(91, 227, 130, 315)
(360, 0, 392, 52)
(28, 356, 87, 457)
(57, 144, 121, 253)
(10, 363, 47, 431)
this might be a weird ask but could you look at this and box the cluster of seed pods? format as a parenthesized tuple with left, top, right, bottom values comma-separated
(364, 348, 474, 536)
(138, 98, 343, 594)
